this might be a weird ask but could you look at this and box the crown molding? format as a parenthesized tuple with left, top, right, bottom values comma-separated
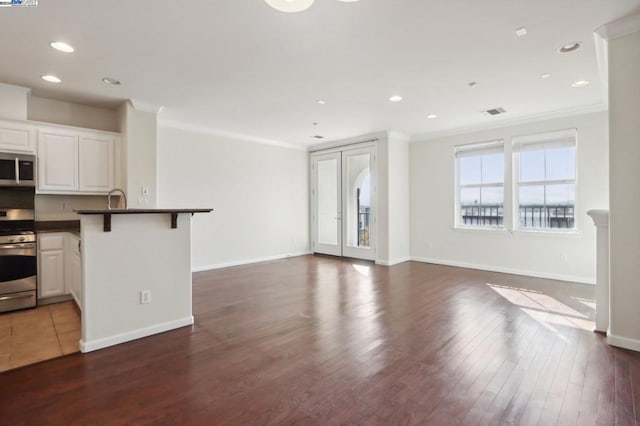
(410, 103, 607, 143)
(158, 119, 308, 151)
(129, 99, 164, 114)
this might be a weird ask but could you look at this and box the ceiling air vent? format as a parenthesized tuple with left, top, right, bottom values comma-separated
(483, 107, 507, 116)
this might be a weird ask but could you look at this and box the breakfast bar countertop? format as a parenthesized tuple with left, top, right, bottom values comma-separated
(74, 208, 213, 214)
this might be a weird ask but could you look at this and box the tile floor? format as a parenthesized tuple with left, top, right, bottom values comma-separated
(0, 301, 80, 372)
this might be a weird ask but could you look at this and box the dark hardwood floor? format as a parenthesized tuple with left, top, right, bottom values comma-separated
(1, 255, 638, 425)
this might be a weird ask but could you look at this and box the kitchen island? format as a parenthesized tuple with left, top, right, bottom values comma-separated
(75, 208, 212, 352)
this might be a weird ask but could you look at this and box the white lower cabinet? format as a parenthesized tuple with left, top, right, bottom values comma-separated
(38, 232, 82, 310)
(39, 249, 65, 298)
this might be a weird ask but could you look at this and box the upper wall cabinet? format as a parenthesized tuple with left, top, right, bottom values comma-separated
(0, 119, 36, 153)
(38, 128, 79, 192)
(78, 134, 115, 193)
(37, 126, 118, 195)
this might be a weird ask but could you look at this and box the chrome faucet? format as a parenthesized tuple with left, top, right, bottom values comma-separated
(107, 188, 127, 210)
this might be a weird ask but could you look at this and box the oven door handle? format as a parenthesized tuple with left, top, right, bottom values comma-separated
(0, 243, 36, 250)
(0, 293, 33, 302)
(15, 157, 20, 184)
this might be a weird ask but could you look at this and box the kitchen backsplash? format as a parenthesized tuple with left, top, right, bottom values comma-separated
(35, 194, 115, 220)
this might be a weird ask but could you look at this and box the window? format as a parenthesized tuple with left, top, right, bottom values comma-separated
(455, 141, 505, 228)
(514, 130, 577, 230)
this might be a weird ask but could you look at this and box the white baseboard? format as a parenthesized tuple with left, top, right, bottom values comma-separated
(192, 251, 312, 272)
(410, 256, 595, 285)
(607, 333, 640, 352)
(79, 316, 194, 353)
(376, 257, 411, 266)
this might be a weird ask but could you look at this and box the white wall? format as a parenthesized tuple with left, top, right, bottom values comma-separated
(121, 102, 157, 207)
(0, 83, 29, 120)
(410, 111, 609, 284)
(27, 96, 118, 132)
(157, 125, 310, 270)
(387, 132, 411, 264)
(608, 28, 640, 350)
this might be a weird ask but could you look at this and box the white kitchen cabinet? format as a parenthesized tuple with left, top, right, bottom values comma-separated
(37, 125, 118, 195)
(0, 119, 36, 153)
(37, 128, 79, 191)
(39, 232, 82, 309)
(65, 234, 82, 309)
(79, 134, 114, 193)
(38, 233, 66, 298)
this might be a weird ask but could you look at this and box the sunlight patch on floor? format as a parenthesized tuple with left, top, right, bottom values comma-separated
(352, 264, 371, 277)
(487, 283, 595, 332)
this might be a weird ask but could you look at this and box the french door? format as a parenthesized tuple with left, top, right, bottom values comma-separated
(311, 146, 376, 260)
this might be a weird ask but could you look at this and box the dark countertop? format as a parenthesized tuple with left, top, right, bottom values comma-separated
(35, 220, 81, 237)
(74, 208, 212, 215)
(73, 209, 213, 232)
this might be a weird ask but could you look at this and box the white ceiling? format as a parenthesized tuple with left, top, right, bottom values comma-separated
(0, 0, 638, 146)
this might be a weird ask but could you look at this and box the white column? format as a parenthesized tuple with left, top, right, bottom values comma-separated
(587, 210, 609, 334)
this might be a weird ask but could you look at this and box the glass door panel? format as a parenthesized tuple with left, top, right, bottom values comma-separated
(342, 148, 374, 260)
(313, 153, 342, 256)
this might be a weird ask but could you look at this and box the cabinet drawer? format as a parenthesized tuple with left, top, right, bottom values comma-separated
(39, 234, 65, 251)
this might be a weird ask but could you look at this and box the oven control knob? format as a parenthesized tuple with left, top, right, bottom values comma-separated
(18, 237, 25, 242)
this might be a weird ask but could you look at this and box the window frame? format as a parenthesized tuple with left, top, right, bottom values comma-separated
(454, 140, 506, 230)
(512, 129, 578, 233)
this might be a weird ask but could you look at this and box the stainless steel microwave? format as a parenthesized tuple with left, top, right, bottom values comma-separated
(0, 153, 35, 187)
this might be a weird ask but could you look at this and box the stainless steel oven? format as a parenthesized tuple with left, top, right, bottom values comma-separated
(0, 233, 37, 312)
(0, 153, 35, 187)
(0, 186, 36, 312)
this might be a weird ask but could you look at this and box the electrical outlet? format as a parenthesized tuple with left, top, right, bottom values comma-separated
(140, 290, 151, 304)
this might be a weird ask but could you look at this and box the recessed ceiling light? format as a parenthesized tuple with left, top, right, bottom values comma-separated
(316, 100, 326, 105)
(389, 95, 403, 102)
(427, 114, 438, 119)
(265, 0, 314, 13)
(41, 74, 61, 83)
(515, 27, 527, 37)
(102, 77, 121, 86)
(571, 80, 590, 88)
(468, 81, 478, 87)
(313, 135, 324, 139)
(50, 41, 74, 53)
(541, 73, 551, 79)
(558, 42, 581, 53)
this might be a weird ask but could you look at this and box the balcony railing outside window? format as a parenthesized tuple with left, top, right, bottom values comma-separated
(460, 204, 575, 229)
(358, 207, 370, 246)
